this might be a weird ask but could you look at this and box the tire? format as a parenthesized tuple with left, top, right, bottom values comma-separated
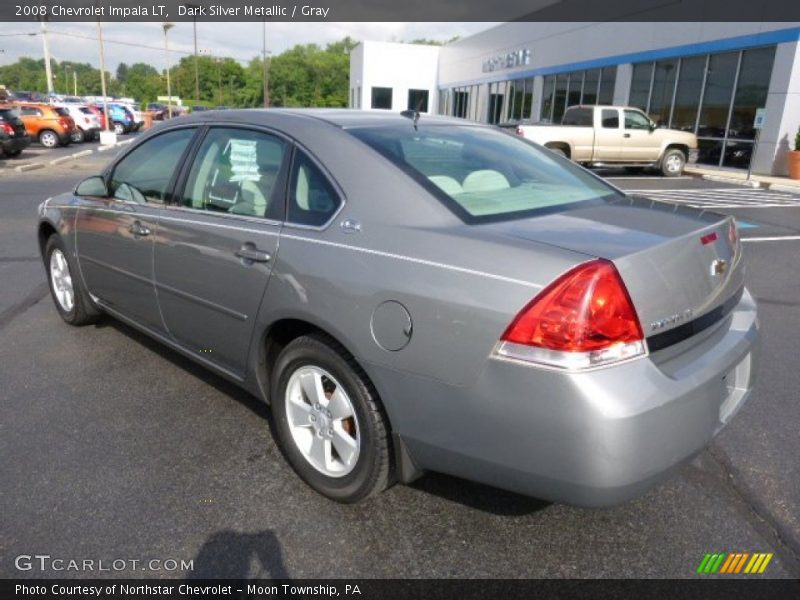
(4, 149, 22, 157)
(660, 148, 686, 177)
(71, 128, 85, 143)
(113, 121, 126, 135)
(271, 334, 392, 503)
(44, 235, 101, 326)
(38, 130, 59, 149)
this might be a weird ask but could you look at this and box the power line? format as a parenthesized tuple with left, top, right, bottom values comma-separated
(49, 29, 197, 56)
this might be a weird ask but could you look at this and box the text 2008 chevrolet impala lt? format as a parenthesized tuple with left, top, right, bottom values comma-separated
(37, 110, 758, 505)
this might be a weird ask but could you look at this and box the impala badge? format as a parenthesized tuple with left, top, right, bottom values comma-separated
(711, 259, 728, 276)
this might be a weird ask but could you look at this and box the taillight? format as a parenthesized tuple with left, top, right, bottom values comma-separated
(515, 125, 524, 136)
(497, 259, 646, 369)
(1, 121, 14, 135)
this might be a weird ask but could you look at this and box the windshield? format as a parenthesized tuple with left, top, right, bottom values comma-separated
(349, 124, 623, 223)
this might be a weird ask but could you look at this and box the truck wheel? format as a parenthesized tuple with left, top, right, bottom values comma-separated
(661, 149, 686, 177)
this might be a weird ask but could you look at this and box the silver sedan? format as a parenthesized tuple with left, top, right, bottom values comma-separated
(37, 109, 758, 505)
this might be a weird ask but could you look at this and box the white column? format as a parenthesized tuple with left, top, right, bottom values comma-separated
(750, 41, 800, 176)
(531, 76, 544, 122)
(612, 64, 632, 106)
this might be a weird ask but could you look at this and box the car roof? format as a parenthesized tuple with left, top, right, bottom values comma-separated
(173, 108, 477, 130)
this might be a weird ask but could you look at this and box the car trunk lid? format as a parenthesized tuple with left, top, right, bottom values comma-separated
(482, 196, 744, 345)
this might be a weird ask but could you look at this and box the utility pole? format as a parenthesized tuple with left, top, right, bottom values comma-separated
(163, 22, 175, 118)
(97, 21, 111, 133)
(216, 57, 222, 106)
(39, 19, 54, 95)
(184, 3, 200, 105)
(262, 20, 269, 108)
(73, 71, 77, 96)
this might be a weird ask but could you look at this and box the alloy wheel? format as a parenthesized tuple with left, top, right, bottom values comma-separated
(49, 248, 75, 312)
(284, 365, 360, 478)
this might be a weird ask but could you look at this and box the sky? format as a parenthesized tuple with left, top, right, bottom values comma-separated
(0, 22, 495, 73)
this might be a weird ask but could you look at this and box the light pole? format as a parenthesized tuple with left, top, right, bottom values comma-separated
(184, 3, 201, 105)
(39, 18, 54, 95)
(96, 21, 112, 136)
(215, 57, 222, 106)
(162, 22, 175, 118)
(262, 20, 269, 108)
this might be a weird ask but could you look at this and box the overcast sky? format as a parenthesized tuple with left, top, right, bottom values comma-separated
(0, 22, 495, 73)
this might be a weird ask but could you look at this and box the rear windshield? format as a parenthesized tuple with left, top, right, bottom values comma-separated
(349, 124, 622, 223)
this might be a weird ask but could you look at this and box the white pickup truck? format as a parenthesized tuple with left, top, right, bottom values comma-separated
(506, 105, 698, 176)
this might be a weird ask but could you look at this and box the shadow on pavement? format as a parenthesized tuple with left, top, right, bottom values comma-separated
(189, 529, 289, 579)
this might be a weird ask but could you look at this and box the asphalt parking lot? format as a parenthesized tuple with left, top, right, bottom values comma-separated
(0, 131, 141, 172)
(1, 154, 799, 579)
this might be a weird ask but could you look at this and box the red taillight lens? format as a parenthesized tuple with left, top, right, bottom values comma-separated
(515, 125, 524, 136)
(499, 260, 645, 368)
(1, 121, 14, 135)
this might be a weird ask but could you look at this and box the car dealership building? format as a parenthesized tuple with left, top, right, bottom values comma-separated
(350, 22, 800, 175)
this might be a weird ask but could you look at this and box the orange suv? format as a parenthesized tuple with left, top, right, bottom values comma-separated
(15, 102, 75, 148)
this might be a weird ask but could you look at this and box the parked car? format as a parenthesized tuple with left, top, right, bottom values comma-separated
(86, 104, 108, 131)
(503, 105, 699, 176)
(56, 104, 101, 143)
(106, 103, 135, 135)
(37, 110, 758, 506)
(0, 103, 30, 157)
(15, 102, 74, 148)
(146, 102, 168, 120)
(118, 102, 144, 131)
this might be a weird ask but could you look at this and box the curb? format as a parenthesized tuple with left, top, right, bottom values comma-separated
(685, 168, 800, 192)
(765, 183, 800, 193)
(14, 162, 45, 173)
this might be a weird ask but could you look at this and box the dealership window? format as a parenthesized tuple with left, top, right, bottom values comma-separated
(445, 84, 480, 120)
(540, 67, 616, 123)
(486, 78, 535, 124)
(371, 87, 393, 110)
(408, 89, 429, 112)
(627, 45, 776, 169)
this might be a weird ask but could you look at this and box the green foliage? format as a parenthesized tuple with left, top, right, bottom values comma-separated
(0, 37, 358, 109)
(795, 126, 800, 152)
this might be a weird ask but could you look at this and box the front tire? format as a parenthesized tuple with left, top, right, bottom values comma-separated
(71, 128, 85, 143)
(44, 235, 100, 326)
(661, 148, 686, 177)
(271, 334, 392, 503)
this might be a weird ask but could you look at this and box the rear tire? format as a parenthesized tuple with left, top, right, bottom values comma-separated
(38, 130, 59, 149)
(271, 334, 392, 503)
(113, 121, 126, 135)
(71, 128, 85, 143)
(660, 148, 686, 177)
(44, 235, 100, 326)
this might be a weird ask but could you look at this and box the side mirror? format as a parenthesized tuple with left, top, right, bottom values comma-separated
(649, 121, 657, 132)
(75, 175, 109, 197)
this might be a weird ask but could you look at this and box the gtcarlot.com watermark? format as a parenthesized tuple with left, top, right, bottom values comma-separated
(15, 554, 194, 573)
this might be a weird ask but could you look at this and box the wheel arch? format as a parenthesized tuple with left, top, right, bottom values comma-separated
(544, 141, 572, 159)
(37, 220, 59, 260)
(662, 143, 689, 161)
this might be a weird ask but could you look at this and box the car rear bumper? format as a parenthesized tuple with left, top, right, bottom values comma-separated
(1, 135, 31, 153)
(377, 288, 759, 506)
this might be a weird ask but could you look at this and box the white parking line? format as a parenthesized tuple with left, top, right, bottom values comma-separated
(625, 188, 800, 209)
(741, 236, 800, 242)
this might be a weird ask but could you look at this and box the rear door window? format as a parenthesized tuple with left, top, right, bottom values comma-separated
(601, 109, 619, 128)
(350, 124, 622, 223)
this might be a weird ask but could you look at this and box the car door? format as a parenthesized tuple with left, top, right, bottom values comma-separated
(74, 127, 197, 333)
(153, 126, 289, 377)
(593, 108, 623, 161)
(621, 108, 659, 162)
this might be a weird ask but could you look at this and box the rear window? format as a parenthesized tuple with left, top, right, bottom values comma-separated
(79, 107, 93, 114)
(349, 124, 622, 223)
(562, 107, 593, 126)
(53, 107, 70, 117)
(0, 108, 20, 120)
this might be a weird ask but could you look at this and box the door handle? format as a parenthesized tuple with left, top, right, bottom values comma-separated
(128, 220, 151, 237)
(623, 133, 631, 138)
(235, 245, 271, 264)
